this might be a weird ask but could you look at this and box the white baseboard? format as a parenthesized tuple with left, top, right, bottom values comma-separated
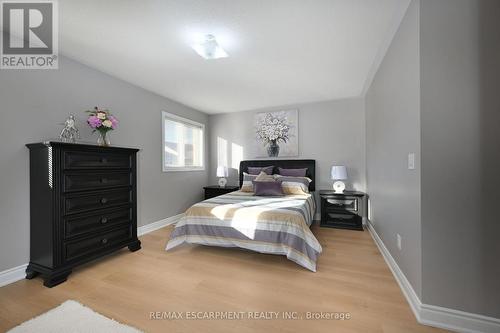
(419, 303, 500, 333)
(366, 222, 421, 319)
(0, 214, 184, 288)
(0, 264, 28, 288)
(137, 213, 184, 236)
(366, 221, 500, 333)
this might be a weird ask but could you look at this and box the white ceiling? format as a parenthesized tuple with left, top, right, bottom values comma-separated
(60, 0, 410, 114)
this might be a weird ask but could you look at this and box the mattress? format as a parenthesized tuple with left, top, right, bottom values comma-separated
(166, 191, 322, 272)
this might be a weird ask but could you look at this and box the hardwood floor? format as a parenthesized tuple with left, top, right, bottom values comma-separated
(0, 224, 447, 333)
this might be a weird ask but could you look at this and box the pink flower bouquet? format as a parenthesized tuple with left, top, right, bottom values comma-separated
(86, 107, 118, 146)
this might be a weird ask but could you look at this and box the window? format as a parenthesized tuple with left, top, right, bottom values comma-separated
(231, 142, 243, 169)
(162, 111, 204, 172)
(217, 136, 228, 168)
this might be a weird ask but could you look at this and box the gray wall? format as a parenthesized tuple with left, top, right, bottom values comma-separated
(0, 56, 208, 272)
(366, 0, 500, 318)
(365, 0, 422, 297)
(420, 0, 500, 318)
(208, 98, 366, 194)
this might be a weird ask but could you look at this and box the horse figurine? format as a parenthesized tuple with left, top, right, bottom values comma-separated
(59, 115, 80, 143)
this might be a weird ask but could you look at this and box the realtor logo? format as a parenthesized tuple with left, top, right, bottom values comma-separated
(1, 0, 58, 69)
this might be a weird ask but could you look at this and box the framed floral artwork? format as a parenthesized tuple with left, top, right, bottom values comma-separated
(254, 109, 298, 157)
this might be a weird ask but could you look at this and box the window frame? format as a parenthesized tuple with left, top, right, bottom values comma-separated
(161, 111, 205, 172)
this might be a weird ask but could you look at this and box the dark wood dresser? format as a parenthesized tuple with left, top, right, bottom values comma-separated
(25, 142, 141, 287)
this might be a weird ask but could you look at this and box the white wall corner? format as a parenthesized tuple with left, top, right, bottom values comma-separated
(0, 264, 28, 288)
(419, 304, 500, 333)
(366, 222, 421, 318)
(366, 222, 500, 333)
(360, 0, 412, 97)
(137, 213, 184, 236)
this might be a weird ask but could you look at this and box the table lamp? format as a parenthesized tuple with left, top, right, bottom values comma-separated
(331, 165, 347, 193)
(217, 166, 228, 188)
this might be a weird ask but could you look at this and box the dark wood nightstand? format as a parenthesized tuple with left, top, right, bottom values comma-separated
(203, 185, 239, 200)
(319, 190, 366, 230)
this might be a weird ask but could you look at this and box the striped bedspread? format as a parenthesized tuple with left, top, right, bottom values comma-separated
(166, 191, 322, 272)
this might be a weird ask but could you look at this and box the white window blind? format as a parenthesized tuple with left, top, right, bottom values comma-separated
(162, 111, 204, 172)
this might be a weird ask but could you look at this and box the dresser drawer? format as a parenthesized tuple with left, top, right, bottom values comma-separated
(64, 208, 132, 238)
(64, 189, 132, 215)
(64, 151, 131, 170)
(63, 171, 131, 192)
(63, 226, 132, 262)
(321, 211, 362, 230)
(322, 196, 358, 212)
(203, 186, 239, 200)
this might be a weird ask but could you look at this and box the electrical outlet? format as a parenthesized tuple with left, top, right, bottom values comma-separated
(397, 234, 402, 250)
(408, 153, 415, 170)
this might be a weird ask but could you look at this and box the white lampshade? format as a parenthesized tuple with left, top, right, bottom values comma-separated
(216, 166, 228, 177)
(331, 166, 347, 180)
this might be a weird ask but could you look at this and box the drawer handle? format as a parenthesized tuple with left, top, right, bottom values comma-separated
(101, 217, 108, 224)
(101, 238, 108, 245)
(100, 198, 108, 204)
(101, 178, 108, 184)
(101, 157, 108, 164)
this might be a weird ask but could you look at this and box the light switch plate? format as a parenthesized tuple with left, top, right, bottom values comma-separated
(397, 234, 402, 250)
(408, 153, 415, 170)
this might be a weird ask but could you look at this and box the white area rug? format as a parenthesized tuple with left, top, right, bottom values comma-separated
(7, 300, 143, 333)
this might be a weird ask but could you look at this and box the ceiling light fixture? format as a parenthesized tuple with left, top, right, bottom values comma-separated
(191, 34, 228, 60)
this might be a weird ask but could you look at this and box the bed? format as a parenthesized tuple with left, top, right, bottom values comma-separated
(166, 160, 322, 272)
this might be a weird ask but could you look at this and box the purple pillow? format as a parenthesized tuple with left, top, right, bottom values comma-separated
(248, 166, 274, 175)
(252, 180, 284, 196)
(278, 167, 307, 177)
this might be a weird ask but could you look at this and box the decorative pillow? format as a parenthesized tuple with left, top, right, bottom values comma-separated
(252, 180, 284, 196)
(275, 175, 312, 195)
(255, 171, 275, 182)
(247, 166, 274, 175)
(241, 173, 258, 192)
(278, 167, 307, 177)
